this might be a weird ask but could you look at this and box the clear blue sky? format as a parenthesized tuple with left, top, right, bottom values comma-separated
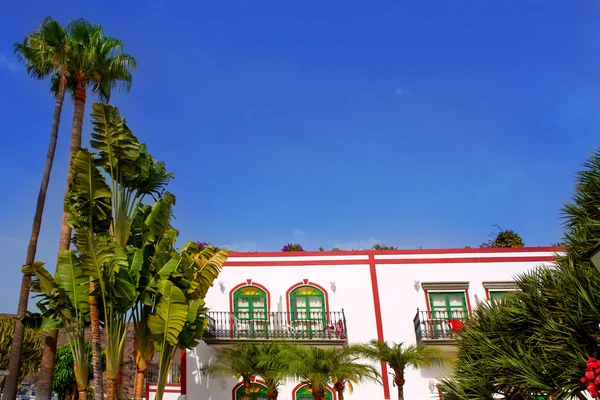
(0, 1, 599, 311)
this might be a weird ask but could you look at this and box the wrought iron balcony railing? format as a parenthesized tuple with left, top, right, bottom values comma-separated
(203, 310, 347, 341)
(413, 309, 469, 343)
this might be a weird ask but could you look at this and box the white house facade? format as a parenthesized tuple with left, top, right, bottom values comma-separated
(147, 246, 558, 400)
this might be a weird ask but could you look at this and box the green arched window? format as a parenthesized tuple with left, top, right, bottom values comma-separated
(289, 285, 326, 338)
(234, 383, 269, 400)
(295, 385, 334, 400)
(233, 286, 268, 338)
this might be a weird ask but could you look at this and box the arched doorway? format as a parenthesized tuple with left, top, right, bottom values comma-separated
(293, 384, 334, 400)
(233, 382, 269, 400)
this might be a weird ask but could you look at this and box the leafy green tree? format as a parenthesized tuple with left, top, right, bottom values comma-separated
(352, 340, 445, 400)
(284, 345, 380, 400)
(480, 226, 524, 248)
(202, 343, 259, 400)
(53, 344, 105, 400)
(281, 243, 304, 252)
(6, 18, 71, 400)
(0, 315, 43, 388)
(441, 149, 600, 400)
(371, 244, 399, 250)
(253, 343, 293, 399)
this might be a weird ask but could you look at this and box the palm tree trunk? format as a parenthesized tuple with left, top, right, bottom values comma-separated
(116, 349, 124, 398)
(37, 76, 88, 400)
(395, 377, 405, 400)
(4, 74, 67, 400)
(337, 390, 344, 400)
(79, 389, 88, 400)
(89, 286, 104, 400)
(107, 377, 117, 400)
(134, 370, 146, 400)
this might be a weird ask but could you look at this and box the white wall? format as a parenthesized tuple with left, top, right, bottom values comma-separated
(186, 248, 558, 400)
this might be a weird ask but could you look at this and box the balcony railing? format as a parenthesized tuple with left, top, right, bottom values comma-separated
(203, 310, 347, 341)
(413, 309, 468, 343)
(145, 363, 181, 384)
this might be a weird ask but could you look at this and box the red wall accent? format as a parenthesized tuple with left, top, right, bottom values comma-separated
(368, 254, 391, 400)
(285, 280, 331, 324)
(180, 349, 186, 395)
(290, 383, 337, 400)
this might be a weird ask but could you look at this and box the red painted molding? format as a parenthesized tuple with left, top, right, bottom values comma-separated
(423, 289, 435, 339)
(465, 289, 473, 312)
(291, 383, 337, 400)
(368, 254, 390, 400)
(285, 280, 331, 324)
(484, 288, 490, 301)
(180, 349, 187, 395)
(231, 379, 267, 400)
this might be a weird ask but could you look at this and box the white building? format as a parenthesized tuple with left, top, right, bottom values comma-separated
(148, 246, 558, 400)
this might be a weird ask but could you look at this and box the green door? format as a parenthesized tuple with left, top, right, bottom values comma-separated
(235, 383, 269, 400)
(290, 286, 326, 339)
(428, 292, 467, 338)
(233, 286, 268, 338)
(296, 385, 333, 400)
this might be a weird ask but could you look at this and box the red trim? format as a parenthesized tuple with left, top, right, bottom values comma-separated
(423, 289, 435, 339)
(224, 255, 557, 267)
(231, 379, 267, 400)
(227, 246, 561, 257)
(285, 280, 331, 324)
(229, 280, 271, 337)
(146, 381, 149, 400)
(291, 383, 337, 400)
(180, 349, 187, 395)
(368, 255, 390, 400)
(484, 288, 490, 301)
(465, 289, 472, 312)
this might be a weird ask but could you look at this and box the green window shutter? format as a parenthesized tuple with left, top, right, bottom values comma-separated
(428, 292, 468, 320)
(232, 286, 268, 338)
(296, 385, 333, 400)
(289, 286, 327, 338)
(235, 383, 268, 400)
(489, 290, 509, 303)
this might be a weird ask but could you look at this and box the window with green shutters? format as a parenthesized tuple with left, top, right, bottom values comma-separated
(289, 286, 326, 338)
(233, 286, 268, 338)
(428, 292, 468, 338)
(235, 383, 269, 400)
(489, 290, 512, 303)
(295, 385, 334, 400)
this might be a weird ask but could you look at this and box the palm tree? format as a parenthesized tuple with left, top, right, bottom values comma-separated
(353, 340, 445, 400)
(4, 18, 70, 400)
(32, 19, 136, 400)
(203, 343, 259, 400)
(253, 343, 292, 399)
(284, 345, 379, 400)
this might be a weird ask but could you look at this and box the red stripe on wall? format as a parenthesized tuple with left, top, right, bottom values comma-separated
(224, 255, 555, 267)
(180, 349, 187, 395)
(369, 254, 391, 400)
(227, 246, 561, 258)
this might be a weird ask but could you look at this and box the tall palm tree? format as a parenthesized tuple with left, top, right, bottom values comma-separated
(202, 343, 259, 400)
(34, 19, 136, 400)
(4, 18, 70, 400)
(284, 345, 379, 400)
(253, 343, 293, 399)
(353, 340, 445, 400)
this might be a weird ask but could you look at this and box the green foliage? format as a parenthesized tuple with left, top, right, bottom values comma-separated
(480, 226, 524, 248)
(53, 344, 105, 400)
(0, 315, 43, 387)
(331, 247, 341, 251)
(371, 244, 399, 250)
(281, 243, 304, 252)
(442, 149, 600, 399)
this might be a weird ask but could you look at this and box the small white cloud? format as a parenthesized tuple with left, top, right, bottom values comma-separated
(395, 88, 404, 96)
(292, 228, 306, 239)
(0, 54, 19, 71)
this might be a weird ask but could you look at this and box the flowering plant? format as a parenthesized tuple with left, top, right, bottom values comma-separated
(581, 357, 600, 398)
(281, 243, 304, 252)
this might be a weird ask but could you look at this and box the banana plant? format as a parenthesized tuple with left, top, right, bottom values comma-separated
(23, 252, 90, 400)
(148, 242, 228, 400)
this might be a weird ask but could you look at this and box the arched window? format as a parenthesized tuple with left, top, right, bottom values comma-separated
(289, 285, 327, 338)
(234, 383, 269, 400)
(294, 384, 334, 400)
(232, 286, 268, 338)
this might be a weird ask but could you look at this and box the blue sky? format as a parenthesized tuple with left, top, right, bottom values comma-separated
(0, 1, 599, 311)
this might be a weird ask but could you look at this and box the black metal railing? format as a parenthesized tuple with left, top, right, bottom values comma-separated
(145, 363, 181, 384)
(413, 309, 469, 343)
(203, 310, 347, 341)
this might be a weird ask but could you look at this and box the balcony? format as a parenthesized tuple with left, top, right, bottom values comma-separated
(413, 309, 467, 348)
(203, 310, 348, 348)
